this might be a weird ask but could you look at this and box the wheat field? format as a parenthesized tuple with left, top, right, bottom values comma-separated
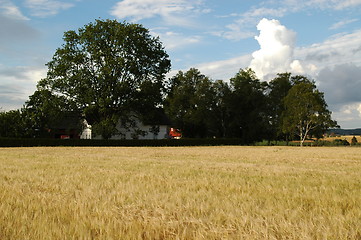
(0, 146, 360, 239)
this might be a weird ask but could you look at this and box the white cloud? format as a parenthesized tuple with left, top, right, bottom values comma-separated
(243, 7, 287, 19)
(295, 29, 361, 69)
(216, 7, 288, 42)
(0, 65, 46, 110)
(110, 0, 206, 27)
(25, 0, 74, 17)
(151, 30, 202, 50)
(0, 0, 29, 20)
(220, 23, 254, 41)
(332, 0, 361, 9)
(329, 19, 358, 30)
(218, 0, 361, 42)
(168, 53, 252, 81)
(193, 55, 252, 80)
(283, 0, 361, 10)
(249, 18, 298, 80)
(247, 19, 361, 80)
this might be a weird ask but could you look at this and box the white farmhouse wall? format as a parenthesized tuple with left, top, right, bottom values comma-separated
(111, 123, 168, 140)
(80, 128, 92, 139)
(80, 120, 92, 139)
(92, 117, 170, 140)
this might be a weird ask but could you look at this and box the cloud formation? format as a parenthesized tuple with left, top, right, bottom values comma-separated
(296, 29, 361, 69)
(317, 64, 361, 105)
(329, 19, 358, 30)
(249, 18, 306, 79)
(0, 66, 46, 110)
(151, 30, 202, 50)
(24, 0, 74, 17)
(195, 55, 252, 80)
(111, 0, 208, 26)
(219, 0, 361, 42)
(0, 0, 29, 20)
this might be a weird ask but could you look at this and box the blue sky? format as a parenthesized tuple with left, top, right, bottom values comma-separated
(1, 0, 361, 128)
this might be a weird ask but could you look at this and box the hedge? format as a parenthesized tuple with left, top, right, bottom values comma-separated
(0, 138, 245, 147)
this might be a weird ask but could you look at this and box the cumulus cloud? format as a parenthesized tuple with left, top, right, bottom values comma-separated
(24, 0, 74, 17)
(110, 0, 208, 27)
(248, 18, 315, 79)
(218, 0, 361, 42)
(216, 6, 288, 42)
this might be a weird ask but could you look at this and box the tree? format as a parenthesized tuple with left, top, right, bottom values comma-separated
(351, 136, 358, 145)
(37, 19, 171, 139)
(267, 73, 293, 141)
(164, 68, 216, 138)
(0, 110, 24, 138)
(23, 89, 76, 137)
(211, 80, 232, 138)
(281, 78, 337, 146)
(227, 68, 268, 143)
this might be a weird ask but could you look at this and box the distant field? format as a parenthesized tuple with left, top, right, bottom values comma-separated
(323, 135, 361, 143)
(0, 146, 360, 239)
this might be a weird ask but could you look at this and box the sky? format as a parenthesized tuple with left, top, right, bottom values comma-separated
(1, 0, 361, 129)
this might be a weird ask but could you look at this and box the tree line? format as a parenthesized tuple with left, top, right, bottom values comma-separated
(0, 19, 337, 145)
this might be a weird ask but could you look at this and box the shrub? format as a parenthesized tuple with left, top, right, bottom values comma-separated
(0, 138, 245, 147)
(351, 136, 358, 145)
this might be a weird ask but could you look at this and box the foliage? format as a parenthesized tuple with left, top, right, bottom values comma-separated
(0, 137, 243, 147)
(281, 78, 338, 146)
(23, 89, 75, 137)
(351, 136, 358, 145)
(282, 79, 337, 146)
(1, 17, 338, 143)
(0, 110, 25, 138)
(37, 19, 171, 139)
(266, 72, 293, 140)
(226, 68, 269, 142)
(165, 68, 217, 138)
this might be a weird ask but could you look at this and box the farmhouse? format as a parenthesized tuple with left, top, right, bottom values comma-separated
(93, 110, 172, 140)
(47, 109, 174, 140)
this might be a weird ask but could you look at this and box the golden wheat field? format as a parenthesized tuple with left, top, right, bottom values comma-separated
(0, 146, 360, 239)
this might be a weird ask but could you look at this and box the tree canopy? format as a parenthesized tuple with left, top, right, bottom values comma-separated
(0, 19, 339, 144)
(37, 19, 171, 139)
(164, 68, 217, 138)
(281, 78, 338, 146)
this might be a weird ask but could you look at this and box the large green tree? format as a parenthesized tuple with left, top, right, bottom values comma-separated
(227, 68, 268, 142)
(0, 110, 24, 138)
(281, 78, 338, 146)
(267, 73, 293, 141)
(23, 89, 75, 137)
(37, 19, 171, 139)
(164, 68, 216, 138)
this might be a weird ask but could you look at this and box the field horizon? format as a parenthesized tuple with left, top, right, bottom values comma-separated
(1, 146, 360, 239)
